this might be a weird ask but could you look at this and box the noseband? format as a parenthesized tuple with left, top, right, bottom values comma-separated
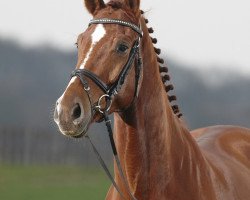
(71, 18, 142, 200)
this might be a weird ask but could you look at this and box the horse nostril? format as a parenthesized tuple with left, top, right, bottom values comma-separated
(72, 103, 82, 121)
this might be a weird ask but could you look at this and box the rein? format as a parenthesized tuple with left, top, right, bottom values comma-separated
(71, 18, 143, 200)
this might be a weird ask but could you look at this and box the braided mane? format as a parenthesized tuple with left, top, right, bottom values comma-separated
(105, 2, 182, 118)
(141, 10, 182, 118)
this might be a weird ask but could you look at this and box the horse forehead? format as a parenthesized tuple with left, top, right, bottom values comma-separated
(80, 24, 106, 69)
(92, 24, 106, 42)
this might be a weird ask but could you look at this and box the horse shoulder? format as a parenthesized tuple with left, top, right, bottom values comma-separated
(191, 125, 250, 199)
(191, 125, 250, 162)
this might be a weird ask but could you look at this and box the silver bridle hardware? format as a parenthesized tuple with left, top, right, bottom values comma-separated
(95, 94, 112, 114)
(89, 18, 143, 38)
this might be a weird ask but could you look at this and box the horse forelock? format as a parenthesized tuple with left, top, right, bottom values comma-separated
(107, 0, 124, 9)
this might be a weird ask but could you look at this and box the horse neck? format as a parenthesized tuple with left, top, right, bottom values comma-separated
(113, 18, 211, 199)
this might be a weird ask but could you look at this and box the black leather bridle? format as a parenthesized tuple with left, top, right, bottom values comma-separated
(71, 18, 142, 116)
(71, 18, 143, 200)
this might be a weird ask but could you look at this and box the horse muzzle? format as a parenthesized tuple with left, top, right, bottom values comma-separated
(54, 94, 91, 138)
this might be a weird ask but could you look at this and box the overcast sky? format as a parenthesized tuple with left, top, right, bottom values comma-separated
(0, 0, 250, 74)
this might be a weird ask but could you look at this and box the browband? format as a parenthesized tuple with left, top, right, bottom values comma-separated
(89, 18, 143, 37)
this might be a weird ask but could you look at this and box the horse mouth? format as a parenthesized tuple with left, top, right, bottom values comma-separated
(72, 126, 88, 138)
(59, 123, 89, 138)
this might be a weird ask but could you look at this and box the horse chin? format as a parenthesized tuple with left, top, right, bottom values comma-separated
(73, 125, 89, 138)
(58, 121, 90, 139)
(70, 128, 87, 139)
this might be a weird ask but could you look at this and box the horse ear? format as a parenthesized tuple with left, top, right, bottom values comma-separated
(124, 0, 140, 13)
(83, 0, 106, 15)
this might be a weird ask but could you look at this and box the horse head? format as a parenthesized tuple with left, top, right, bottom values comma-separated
(54, 0, 142, 138)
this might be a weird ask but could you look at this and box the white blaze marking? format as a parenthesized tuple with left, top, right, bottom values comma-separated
(56, 25, 106, 108)
(56, 77, 77, 117)
(80, 24, 106, 69)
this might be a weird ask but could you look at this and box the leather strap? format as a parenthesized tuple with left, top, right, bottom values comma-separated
(85, 135, 126, 200)
(103, 113, 138, 200)
(89, 18, 143, 37)
(71, 69, 108, 93)
(108, 40, 140, 97)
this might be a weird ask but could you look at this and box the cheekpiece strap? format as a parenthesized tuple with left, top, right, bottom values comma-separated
(89, 18, 143, 37)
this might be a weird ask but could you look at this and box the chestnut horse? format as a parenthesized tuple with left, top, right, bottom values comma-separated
(54, 0, 250, 199)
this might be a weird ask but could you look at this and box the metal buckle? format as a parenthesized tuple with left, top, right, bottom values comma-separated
(84, 86, 90, 91)
(95, 94, 112, 114)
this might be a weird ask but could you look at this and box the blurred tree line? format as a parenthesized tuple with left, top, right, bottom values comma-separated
(0, 38, 249, 165)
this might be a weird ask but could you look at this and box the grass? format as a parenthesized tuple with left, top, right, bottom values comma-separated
(0, 165, 111, 200)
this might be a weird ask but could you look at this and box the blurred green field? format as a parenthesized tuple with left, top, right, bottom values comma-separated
(0, 165, 110, 200)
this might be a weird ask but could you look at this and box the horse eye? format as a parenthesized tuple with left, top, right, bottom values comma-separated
(117, 44, 129, 53)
